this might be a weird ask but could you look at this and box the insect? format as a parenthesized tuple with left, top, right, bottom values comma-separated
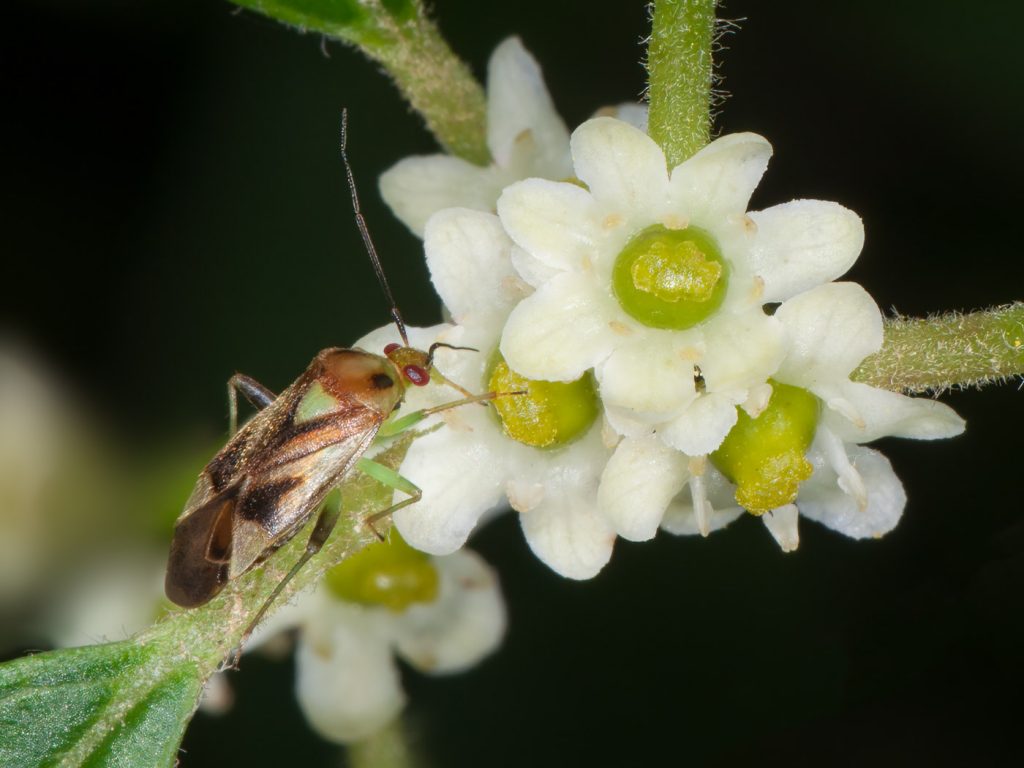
(165, 112, 502, 634)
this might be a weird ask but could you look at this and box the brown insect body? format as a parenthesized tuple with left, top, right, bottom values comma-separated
(165, 348, 408, 608)
(164, 111, 502, 626)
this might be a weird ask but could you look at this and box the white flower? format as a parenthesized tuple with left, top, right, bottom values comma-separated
(0, 349, 115, 610)
(379, 36, 571, 237)
(357, 208, 616, 579)
(499, 117, 865, 459)
(47, 553, 166, 648)
(249, 548, 505, 744)
(379, 37, 647, 238)
(609, 282, 965, 550)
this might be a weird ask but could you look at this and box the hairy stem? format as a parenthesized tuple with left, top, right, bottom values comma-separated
(142, 435, 412, 687)
(230, 0, 489, 163)
(371, 15, 489, 163)
(646, 0, 716, 167)
(854, 303, 1024, 393)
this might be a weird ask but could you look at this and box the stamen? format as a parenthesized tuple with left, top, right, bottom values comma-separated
(818, 426, 868, 511)
(762, 504, 800, 552)
(688, 455, 712, 537)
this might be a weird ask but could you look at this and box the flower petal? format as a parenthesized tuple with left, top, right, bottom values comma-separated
(425, 208, 526, 322)
(660, 463, 743, 536)
(592, 102, 648, 132)
(775, 282, 883, 387)
(598, 334, 697, 415)
(799, 446, 906, 539)
(603, 405, 659, 438)
(498, 178, 601, 272)
(669, 132, 773, 220)
(393, 428, 507, 555)
(295, 603, 404, 744)
(660, 393, 740, 456)
(486, 37, 570, 171)
(823, 381, 966, 443)
(748, 200, 864, 302)
(519, 490, 616, 579)
(394, 550, 506, 674)
(598, 435, 689, 541)
(510, 245, 560, 288)
(570, 117, 669, 213)
(500, 271, 616, 381)
(379, 155, 503, 237)
(661, 504, 743, 536)
(699, 310, 784, 394)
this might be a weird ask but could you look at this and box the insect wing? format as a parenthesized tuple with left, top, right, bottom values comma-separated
(226, 420, 379, 579)
(165, 381, 383, 607)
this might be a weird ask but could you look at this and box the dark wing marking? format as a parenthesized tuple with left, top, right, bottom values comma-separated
(236, 477, 303, 523)
(205, 435, 248, 492)
(167, 362, 388, 607)
(227, 422, 381, 579)
(165, 482, 243, 607)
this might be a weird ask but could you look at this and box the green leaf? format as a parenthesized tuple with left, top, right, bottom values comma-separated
(232, 0, 375, 42)
(0, 641, 201, 768)
(0, 435, 413, 767)
(379, 0, 417, 23)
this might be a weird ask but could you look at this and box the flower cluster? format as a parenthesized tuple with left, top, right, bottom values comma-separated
(364, 37, 965, 574)
(250, 532, 505, 743)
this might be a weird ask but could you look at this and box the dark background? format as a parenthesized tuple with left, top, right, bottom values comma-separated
(4, 1, 1023, 765)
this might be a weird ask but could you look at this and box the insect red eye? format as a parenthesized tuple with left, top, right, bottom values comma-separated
(384, 343, 401, 355)
(403, 365, 429, 386)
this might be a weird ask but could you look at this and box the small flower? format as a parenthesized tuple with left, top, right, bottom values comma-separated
(380, 37, 646, 238)
(250, 536, 505, 744)
(0, 349, 113, 610)
(357, 208, 616, 578)
(604, 282, 965, 549)
(499, 117, 865, 459)
(47, 553, 167, 648)
(380, 36, 572, 237)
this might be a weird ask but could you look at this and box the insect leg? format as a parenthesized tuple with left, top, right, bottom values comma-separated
(227, 374, 277, 436)
(378, 390, 521, 438)
(234, 457, 425, 658)
(236, 494, 343, 656)
(356, 457, 423, 537)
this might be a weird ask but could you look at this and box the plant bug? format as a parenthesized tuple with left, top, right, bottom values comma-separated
(164, 112, 505, 636)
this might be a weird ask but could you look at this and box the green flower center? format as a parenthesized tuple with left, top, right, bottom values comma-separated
(487, 353, 599, 449)
(710, 382, 820, 514)
(324, 529, 439, 612)
(612, 224, 728, 330)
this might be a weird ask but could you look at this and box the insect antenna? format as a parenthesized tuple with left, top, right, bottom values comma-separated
(426, 342, 479, 368)
(339, 108, 410, 347)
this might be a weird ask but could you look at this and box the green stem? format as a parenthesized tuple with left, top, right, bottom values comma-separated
(853, 303, 1024, 393)
(230, 0, 489, 164)
(647, 0, 716, 167)
(144, 435, 413, 688)
(375, 17, 489, 164)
